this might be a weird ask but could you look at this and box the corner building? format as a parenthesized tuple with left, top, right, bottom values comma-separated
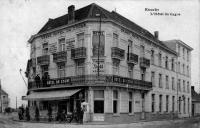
(25, 3, 193, 123)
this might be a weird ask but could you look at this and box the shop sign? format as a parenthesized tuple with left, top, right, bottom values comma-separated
(47, 77, 71, 86)
(93, 115, 104, 121)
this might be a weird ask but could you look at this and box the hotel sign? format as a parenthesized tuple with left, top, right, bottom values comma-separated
(47, 78, 71, 86)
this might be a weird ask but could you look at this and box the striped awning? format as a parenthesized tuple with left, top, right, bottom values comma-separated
(23, 89, 81, 101)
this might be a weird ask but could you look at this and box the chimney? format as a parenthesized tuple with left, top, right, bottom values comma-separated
(68, 5, 75, 23)
(154, 31, 159, 39)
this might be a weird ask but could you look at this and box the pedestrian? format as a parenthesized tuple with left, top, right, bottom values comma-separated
(47, 104, 52, 122)
(35, 106, 40, 121)
(35, 74, 40, 88)
(25, 106, 30, 121)
(18, 107, 23, 120)
(21, 105, 24, 120)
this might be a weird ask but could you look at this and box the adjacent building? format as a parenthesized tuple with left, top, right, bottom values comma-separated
(24, 3, 193, 123)
(0, 89, 9, 112)
(191, 86, 200, 117)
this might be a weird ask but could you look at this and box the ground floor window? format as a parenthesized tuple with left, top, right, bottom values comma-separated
(166, 95, 169, 112)
(129, 92, 133, 113)
(172, 96, 175, 112)
(113, 90, 119, 114)
(159, 95, 162, 112)
(152, 94, 155, 112)
(188, 98, 190, 114)
(179, 97, 181, 113)
(94, 90, 104, 113)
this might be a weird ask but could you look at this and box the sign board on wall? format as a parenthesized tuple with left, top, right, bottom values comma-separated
(92, 59, 105, 73)
(93, 115, 104, 121)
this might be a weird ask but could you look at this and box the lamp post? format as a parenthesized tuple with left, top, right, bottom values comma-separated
(95, 13, 101, 77)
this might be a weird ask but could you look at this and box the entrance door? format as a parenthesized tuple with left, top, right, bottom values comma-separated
(192, 104, 195, 116)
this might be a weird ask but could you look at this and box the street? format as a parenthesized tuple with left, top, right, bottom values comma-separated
(0, 113, 200, 128)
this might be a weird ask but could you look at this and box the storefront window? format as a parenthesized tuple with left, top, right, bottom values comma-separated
(113, 90, 119, 114)
(94, 90, 104, 113)
(129, 92, 133, 113)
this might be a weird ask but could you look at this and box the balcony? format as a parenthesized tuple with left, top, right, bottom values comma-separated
(140, 57, 150, 68)
(111, 47, 125, 60)
(53, 51, 67, 62)
(28, 74, 152, 91)
(127, 53, 138, 65)
(71, 47, 87, 59)
(37, 55, 50, 65)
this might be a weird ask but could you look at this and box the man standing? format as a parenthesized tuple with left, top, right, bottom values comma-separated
(35, 74, 40, 88)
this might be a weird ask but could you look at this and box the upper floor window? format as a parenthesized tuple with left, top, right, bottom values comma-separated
(57, 62, 65, 78)
(66, 38, 75, 50)
(113, 59, 120, 75)
(183, 64, 185, 75)
(151, 50, 154, 65)
(113, 33, 119, 47)
(128, 40, 133, 53)
(178, 62, 180, 73)
(76, 59, 85, 76)
(141, 68, 146, 81)
(158, 53, 162, 67)
(42, 42, 48, 55)
(172, 77, 175, 90)
(92, 31, 105, 57)
(183, 48, 185, 59)
(128, 64, 133, 78)
(58, 38, 65, 52)
(178, 79, 181, 92)
(187, 81, 190, 93)
(165, 56, 168, 69)
(140, 45, 145, 57)
(171, 58, 175, 71)
(151, 71, 155, 87)
(159, 74, 162, 88)
(166, 75, 169, 89)
(178, 45, 180, 55)
(77, 33, 84, 47)
(183, 80, 185, 92)
(187, 51, 189, 62)
(187, 66, 189, 76)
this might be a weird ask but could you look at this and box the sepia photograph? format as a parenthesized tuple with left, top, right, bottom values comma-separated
(0, 0, 199, 128)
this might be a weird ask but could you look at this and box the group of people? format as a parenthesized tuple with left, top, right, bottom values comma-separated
(18, 105, 30, 121)
(35, 73, 50, 88)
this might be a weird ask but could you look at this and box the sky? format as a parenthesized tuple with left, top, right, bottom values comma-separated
(0, 0, 199, 108)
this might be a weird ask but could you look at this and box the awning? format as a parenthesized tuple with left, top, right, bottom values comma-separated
(23, 89, 81, 101)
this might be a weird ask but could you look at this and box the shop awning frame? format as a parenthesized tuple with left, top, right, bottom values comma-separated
(23, 89, 81, 101)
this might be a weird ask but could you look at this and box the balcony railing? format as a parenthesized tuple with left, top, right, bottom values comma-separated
(28, 74, 152, 90)
(111, 47, 125, 60)
(53, 51, 67, 62)
(37, 55, 50, 65)
(127, 53, 138, 64)
(140, 57, 150, 68)
(71, 47, 87, 59)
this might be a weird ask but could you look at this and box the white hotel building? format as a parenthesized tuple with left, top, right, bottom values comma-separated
(25, 3, 193, 123)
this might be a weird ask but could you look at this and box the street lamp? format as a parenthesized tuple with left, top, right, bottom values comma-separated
(95, 13, 101, 77)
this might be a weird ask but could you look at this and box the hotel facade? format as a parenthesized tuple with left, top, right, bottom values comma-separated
(25, 3, 193, 123)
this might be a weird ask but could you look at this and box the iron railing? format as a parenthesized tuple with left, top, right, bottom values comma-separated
(71, 47, 87, 59)
(111, 47, 125, 60)
(37, 55, 50, 65)
(140, 57, 150, 68)
(53, 51, 67, 62)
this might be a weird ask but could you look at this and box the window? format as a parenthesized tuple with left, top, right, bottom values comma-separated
(151, 72, 155, 87)
(113, 90, 119, 114)
(179, 97, 181, 113)
(187, 51, 189, 62)
(58, 38, 65, 52)
(92, 31, 105, 57)
(178, 62, 180, 73)
(57, 62, 65, 78)
(183, 64, 185, 75)
(165, 56, 168, 69)
(172, 96, 175, 112)
(141, 69, 146, 81)
(166, 75, 169, 89)
(158, 53, 162, 67)
(188, 98, 190, 113)
(183, 80, 185, 92)
(128, 64, 133, 78)
(94, 90, 104, 113)
(159, 95, 162, 112)
(166, 95, 169, 112)
(178, 45, 180, 55)
(66, 38, 75, 50)
(171, 58, 174, 71)
(159, 74, 162, 88)
(140, 45, 145, 57)
(183, 48, 185, 59)
(77, 33, 84, 47)
(152, 94, 155, 112)
(183, 97, 186, 114)
(187, 66, 189, 76)
(42, 42, 48, 55)
(151, 50, 154, 65)
(172, 77, 175, 90)
(113, 59, 120, 75)
(178, 79, 181, 92)
(187, 82, 190, 93)
(113, 33, 119, 47)
(128, 40, 133, 53)
(129, 92, 133, 113)
(76, 59, 85, 75)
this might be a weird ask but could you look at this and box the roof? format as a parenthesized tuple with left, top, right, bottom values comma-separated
(0, 89, 8, 96)
(163, 40, 193, 51)
(34, 3, 177, 55)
